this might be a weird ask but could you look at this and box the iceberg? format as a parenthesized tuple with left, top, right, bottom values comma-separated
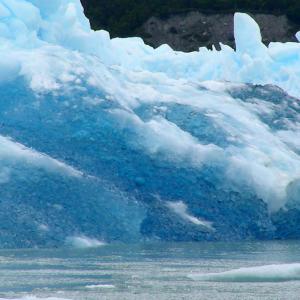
(0, 0, 299, 247)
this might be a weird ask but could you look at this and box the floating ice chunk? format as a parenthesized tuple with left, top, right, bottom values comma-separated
(189, 264, 300, 282)
(65, 236, 106, 248)
(296, 32, 300, 42)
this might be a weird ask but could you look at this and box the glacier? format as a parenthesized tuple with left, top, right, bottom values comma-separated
(0, 0, 299, 247)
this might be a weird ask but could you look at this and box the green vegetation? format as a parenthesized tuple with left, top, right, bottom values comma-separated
(81, 0, 300, 37)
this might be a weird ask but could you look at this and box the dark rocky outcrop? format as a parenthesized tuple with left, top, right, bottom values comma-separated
(80, 1, 300, 52)
(139, 12, 298, 51)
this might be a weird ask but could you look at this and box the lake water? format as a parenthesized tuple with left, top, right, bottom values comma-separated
(1, 241, 300, 299)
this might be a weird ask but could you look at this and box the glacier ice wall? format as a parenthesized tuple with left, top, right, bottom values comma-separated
(0, 0, 299, 246)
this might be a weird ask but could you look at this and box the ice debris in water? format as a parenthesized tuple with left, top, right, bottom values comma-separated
(0, 0, 299, 246)
(188, 264, 300, 282)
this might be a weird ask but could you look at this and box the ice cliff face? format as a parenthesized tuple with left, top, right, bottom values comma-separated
(0, 0, 299, 247)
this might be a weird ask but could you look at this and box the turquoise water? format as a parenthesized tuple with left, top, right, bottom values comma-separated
(1, 242, 300, 299)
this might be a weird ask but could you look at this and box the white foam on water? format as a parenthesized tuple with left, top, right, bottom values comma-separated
(0, 297, 71, 300)
(188, 263, 300, 282)
(85, 284, 116, 289)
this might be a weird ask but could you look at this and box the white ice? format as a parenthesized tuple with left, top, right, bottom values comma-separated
(0, 135, 83, 178)
(0, 1, 298, 96)
(166, 201, 214, 231)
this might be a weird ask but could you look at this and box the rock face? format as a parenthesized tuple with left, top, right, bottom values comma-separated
(140, 12, 298, 51)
